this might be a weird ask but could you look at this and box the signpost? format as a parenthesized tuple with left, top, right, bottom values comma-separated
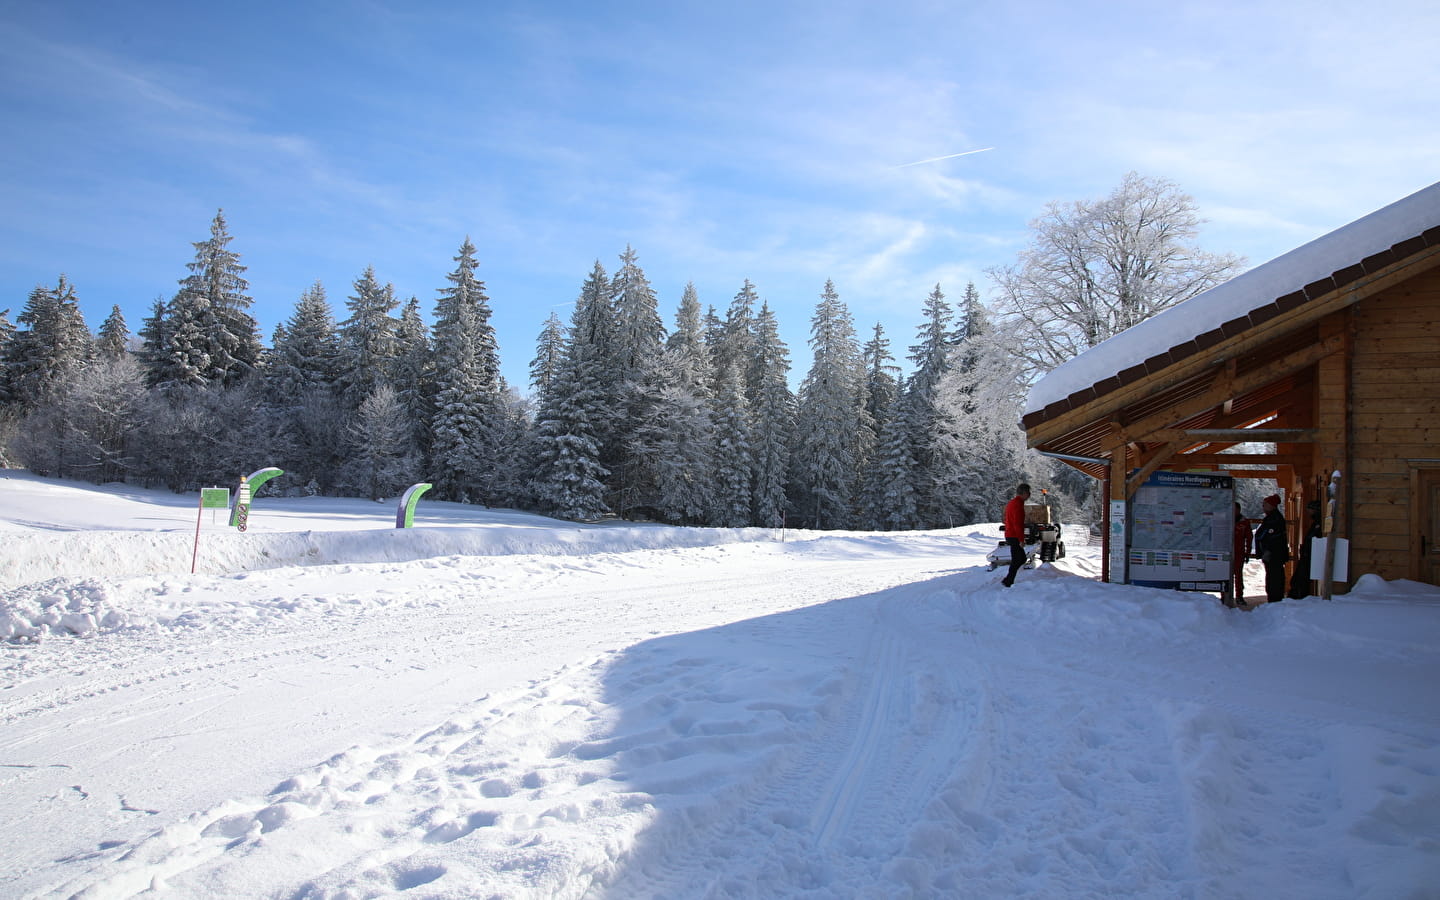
(193, 487, 231, 574)
(234, 477, 252, 531)
(229, 467, 284, 529)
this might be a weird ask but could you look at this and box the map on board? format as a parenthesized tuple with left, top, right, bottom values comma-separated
(1128, 471, 1234, 585)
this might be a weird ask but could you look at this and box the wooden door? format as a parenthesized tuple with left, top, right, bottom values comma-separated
(1420, 469, 1440, 587)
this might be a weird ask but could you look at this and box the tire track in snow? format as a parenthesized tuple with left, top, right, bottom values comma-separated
(809, 628, 900, 850)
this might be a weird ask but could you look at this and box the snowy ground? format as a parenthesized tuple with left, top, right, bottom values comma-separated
(2, 470, 1438, 899)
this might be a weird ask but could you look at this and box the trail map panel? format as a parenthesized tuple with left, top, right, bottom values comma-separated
(1128, 471, 1234, 589)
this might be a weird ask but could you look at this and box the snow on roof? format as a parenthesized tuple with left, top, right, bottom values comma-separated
(1026, 180, 1440, 416)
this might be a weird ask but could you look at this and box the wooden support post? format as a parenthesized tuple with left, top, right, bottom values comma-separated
(1108, 446, 1129, 584)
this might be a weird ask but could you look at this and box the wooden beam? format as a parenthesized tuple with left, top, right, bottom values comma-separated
(1168, 453, 1310, 467)
(1100, 334, 1342, 450)
(1152, 428, 1319, 443)
(1126, 442, 1184, 496)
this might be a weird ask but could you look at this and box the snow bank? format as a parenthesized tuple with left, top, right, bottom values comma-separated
(0, 520, 789, 592)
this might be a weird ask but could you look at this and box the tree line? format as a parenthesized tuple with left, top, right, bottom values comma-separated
(0, 173, 1241, 530)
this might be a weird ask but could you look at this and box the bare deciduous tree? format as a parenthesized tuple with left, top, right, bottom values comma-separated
(991, 172, 1244, 377)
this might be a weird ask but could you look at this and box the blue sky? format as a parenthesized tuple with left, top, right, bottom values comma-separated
(2, 0, 1437, 393)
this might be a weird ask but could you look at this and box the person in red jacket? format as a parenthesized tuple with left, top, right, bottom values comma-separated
(1001, 483, 1031, 587)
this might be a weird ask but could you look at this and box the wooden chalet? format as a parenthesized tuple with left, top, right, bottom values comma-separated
(1022, 182, 1440, 594)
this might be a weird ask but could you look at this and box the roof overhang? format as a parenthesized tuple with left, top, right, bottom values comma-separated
(1023, 233, 1440, 482)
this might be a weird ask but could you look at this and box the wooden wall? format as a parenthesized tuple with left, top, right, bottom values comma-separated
(1344, 265, 1440, 582)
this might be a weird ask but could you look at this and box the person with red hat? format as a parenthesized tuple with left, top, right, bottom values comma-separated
(1252, 493, 1290, 604)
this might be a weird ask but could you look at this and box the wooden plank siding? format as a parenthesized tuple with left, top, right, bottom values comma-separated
(1343, 266, 1440, 582)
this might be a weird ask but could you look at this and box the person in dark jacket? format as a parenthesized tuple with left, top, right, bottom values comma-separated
(1253, 494, 1290, 604)
(1001, 483, 1031, 587)
(1288, 500, 1322, 599)
(1231, 502, 1252, 607)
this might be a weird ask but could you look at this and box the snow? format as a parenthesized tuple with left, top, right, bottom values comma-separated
(1027, 179, 1440, 415)
(3, 469, 1438, 898)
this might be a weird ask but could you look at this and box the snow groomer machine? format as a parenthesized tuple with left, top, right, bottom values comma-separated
(986, 489, 1066, 571)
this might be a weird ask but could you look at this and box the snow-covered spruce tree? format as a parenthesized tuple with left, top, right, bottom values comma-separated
(856, 323, 905, 529)
(153, 290, 211, 390)
(570, 260, 622, 471)
(671, 283, 721, 517)
(748, 301, 793, 528)
(850, 372, 879, 529)
(862, 323, 900, 435)
(712, 280, 759, 398)
(0, 307, 13, 408)
(2, 278, 93, 413)
(0, 307, 14, 466)
(525, 262, 615, 521)
(666, 282, 712, 391)
(709, 280, 782, 526)
(991, 172, 1244, 379)
(619, 280, 718, 522)
(337, 266, 399, 413)
(609, 247, 668, 516)
(136, 297, 182, 388)
(344, 384, 420, 501)
(702, 304, 725, 358)
(955, 282, 987, 371)
(391, 296, 434, 461)
(258, 281, 342, 494)
(96, 305, 131, 360)
(865, 391, 922, 530)
(930, 312, 1048, 526)
(267, 281, 340, 404)
(486, 386, 534, 509)
(627, 283, 716, 524)
(616, 279, 717, 518)
(530, 312, 568, 401)
(926, 285, 993, 525)
(429, 238, 505, 503)
(611, 246, 666, 380)
(706, 356, 752, 527)
(789, 280, 861, 530)
(171, 210, 263, 387)
(902, 283, 955, 527)
(622, 346, 715, 523)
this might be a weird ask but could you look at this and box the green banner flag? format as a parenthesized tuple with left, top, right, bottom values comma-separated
(397, 483, 433, 528)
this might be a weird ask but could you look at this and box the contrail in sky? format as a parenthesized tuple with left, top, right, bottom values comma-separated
(892, 147, 994, 168)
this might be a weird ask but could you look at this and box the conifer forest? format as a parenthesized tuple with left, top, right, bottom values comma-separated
(1, 176, 1239, 530)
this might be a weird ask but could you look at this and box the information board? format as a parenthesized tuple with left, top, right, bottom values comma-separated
(200, 487, 231, 509)
(1127, 471, 1234, 589)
